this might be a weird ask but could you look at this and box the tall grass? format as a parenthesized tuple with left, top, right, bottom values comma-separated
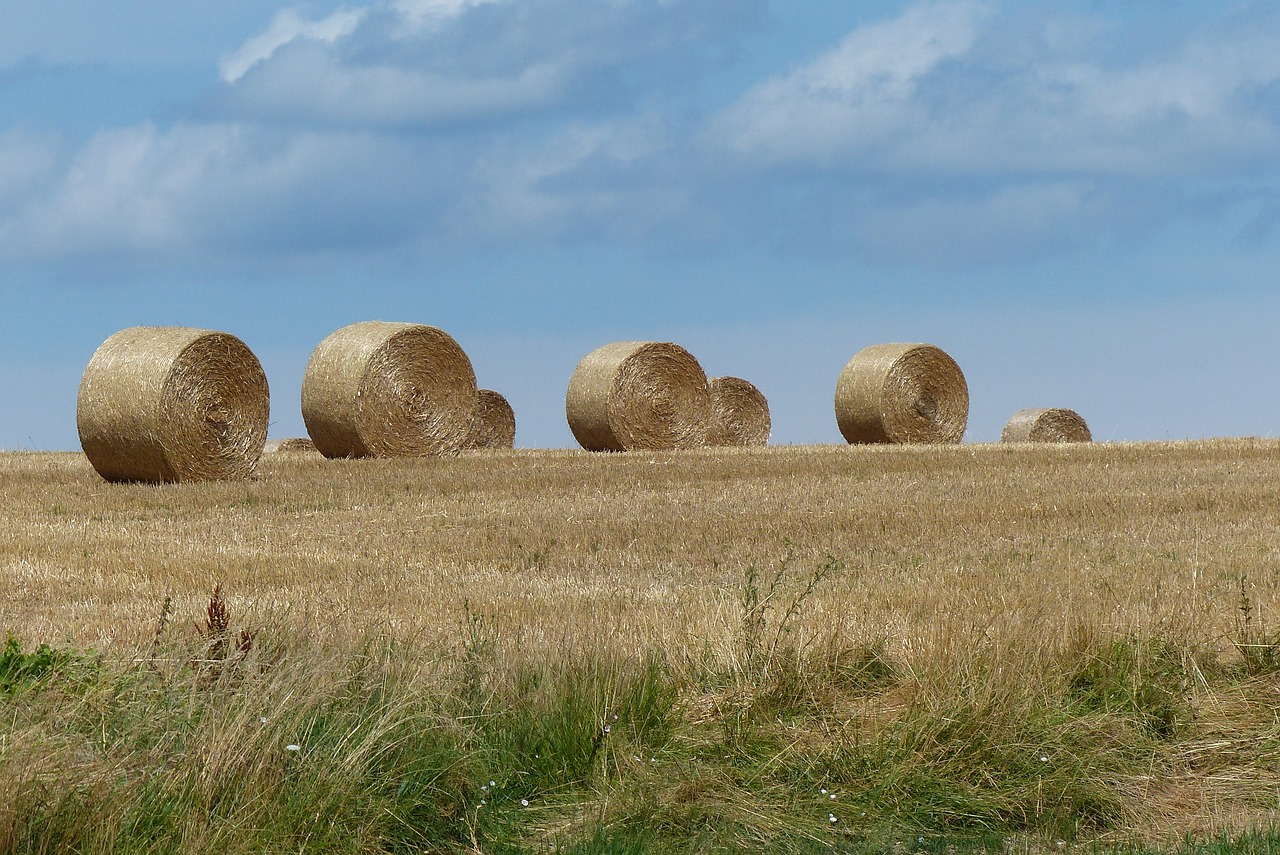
(2, 580, 1279, 853)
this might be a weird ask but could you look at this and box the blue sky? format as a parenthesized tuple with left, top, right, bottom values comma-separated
(2, 0, 1278, 450)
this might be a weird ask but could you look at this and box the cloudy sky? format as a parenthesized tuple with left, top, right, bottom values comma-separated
(2, 0, 1278, 450)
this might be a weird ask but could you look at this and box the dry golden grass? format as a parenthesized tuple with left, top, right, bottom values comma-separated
(4, 439, 1280, 842)
(3, 439, 1278, 659)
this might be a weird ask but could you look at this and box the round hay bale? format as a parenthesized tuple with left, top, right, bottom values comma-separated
(565, 341, 710, 452)
(834, 343, 968, 444)
(465, 389, 516, 450)
(77, 326, 269, 483)
(301, 321, 477, 458)
(267, 437, 318, 454)
(707, 376, 770, 447)
(1001, 408, 1092, 443)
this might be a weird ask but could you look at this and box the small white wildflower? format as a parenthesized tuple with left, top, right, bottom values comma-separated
(603, 724, 611, 734)
(1040, 755, 1049, 763)
(820, 788, 827, 794)
(489, 780, 496, 787)
(829, 794, 836, 800)
(285, 744, 301, 752)
(258, 716, 267, 724)
(521, 799, 530, 807)
(828, 814, 837, 823)
(918, 837, 925, 844)
(481, 785, 488, 791)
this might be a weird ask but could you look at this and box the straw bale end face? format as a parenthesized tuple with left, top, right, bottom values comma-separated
(707, 376, 771, 447)
(1001, 408, 1092, 443)
(835, 343, 968, 444)
(77, 326, 270, 483)
(465, 389, 516, 450)
(301, 321, 478, 458)
(566, 341, 711, 452)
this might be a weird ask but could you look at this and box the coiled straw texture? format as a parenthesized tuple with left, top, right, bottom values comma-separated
(267, 437, 318, 454)
(301, 321, 477, 458)
(77, 326, 270, 483)
(707, 376, 770, 447)
(566, 341, 710, 452)
(464, 389, 516, 450)
(1001, 408, 1092, 443)
(834, 343, 968, 444)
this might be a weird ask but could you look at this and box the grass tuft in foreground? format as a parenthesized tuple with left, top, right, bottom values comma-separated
(2, 581, 1280, 854)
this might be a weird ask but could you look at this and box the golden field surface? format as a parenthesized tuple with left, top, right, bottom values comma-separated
(3, 439, 1278, 662)
(5, 439, 1280, 844)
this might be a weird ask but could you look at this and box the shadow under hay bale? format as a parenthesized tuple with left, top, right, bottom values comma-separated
(1001, 408, 1092, 443)
(77, 326, 270, 483)
(834, 342, 968, 445)
(301, 321, 477, 459)
(566, 341, 710, 452)
(464, 389, 516, 450)
(707, 376, 770, 447)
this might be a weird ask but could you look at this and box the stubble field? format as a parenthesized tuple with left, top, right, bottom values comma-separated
(3, 440, 1280, 852)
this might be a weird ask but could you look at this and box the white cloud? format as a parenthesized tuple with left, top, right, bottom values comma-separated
(0, 121, 453, 261)
(2, 123, 239, 257)
(711, 1, 1280, 180)
(225, 43, 570, 127)
(673, 2, 1280, 263)
(389, 0, 502, 32)
(455, 114, 685, 243)
(219, 7, 367, 83)
(4, 1, 1280, 271)
(216, 0, 761, 128)
(711, 1, 988, 165)
(216, 0, 577, 126)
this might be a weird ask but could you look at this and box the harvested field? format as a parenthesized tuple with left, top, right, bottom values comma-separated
(4, 439, 1280, 848)
(4, 440, 1278, 657)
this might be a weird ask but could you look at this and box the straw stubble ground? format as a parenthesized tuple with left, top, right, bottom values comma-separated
(3, 440, 1278, 658)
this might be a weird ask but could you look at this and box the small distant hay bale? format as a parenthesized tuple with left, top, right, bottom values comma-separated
(77, 326, 270, 483)
(707, 376, 770, 447)
(301, 321, 477, 458)
(566, 341, 710, 451)
(834, 343, 968, 444)
(465, 389, 516, 450)
(1001, 408, 1092, 443)
(268, 437, 318, 454)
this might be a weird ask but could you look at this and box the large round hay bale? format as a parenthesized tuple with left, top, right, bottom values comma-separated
(465, 389, 516, 450)
(565, 341, 710, 451)
(77, 326, 270, 483)
(834, 343, 968, 444)
(301, 321, 477, 458)
(1001, 408, 1091, 443)
(266, 437, 318, 454)
(707, 376, 770, 447)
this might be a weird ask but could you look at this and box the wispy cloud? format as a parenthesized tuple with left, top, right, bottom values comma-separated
(692, 1, 1280, 261)
(711, 1, 1280, 179)
(3, 1, 1280, 271)
(219, 7, 368, 84)
(710, 1, 989, 166)
(216, 0, 760, 128)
